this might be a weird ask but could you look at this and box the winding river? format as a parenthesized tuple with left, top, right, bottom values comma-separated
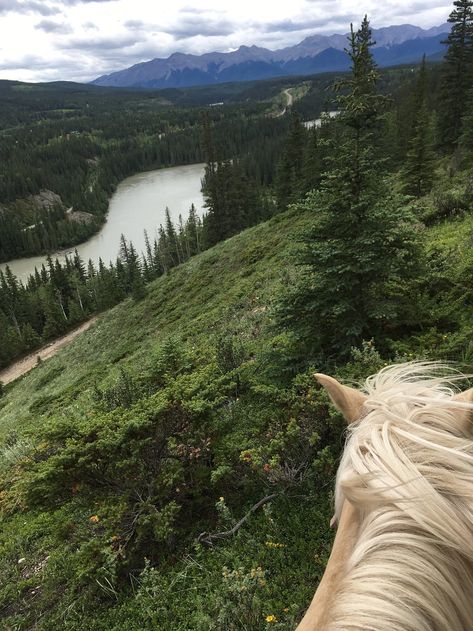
(1, 163, 206, 283)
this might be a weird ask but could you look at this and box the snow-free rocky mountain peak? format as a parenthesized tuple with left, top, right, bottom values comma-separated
(92, 23, 450, 89)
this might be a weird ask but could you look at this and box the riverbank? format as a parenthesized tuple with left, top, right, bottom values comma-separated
(0, 163, 205, 282)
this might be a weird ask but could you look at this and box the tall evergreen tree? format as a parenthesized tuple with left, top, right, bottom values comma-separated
(460, 87, 473, 157)
(202, 160, 263, 248)
(438, 0, 473, 149)
(402, 57, 436, 196)
(300, 127, 323, 196)
(278, 17, 420, 362)
(275, 112, 307, 208)
(164, 208, 181, 266)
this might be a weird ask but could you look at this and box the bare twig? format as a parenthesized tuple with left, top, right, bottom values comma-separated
(197, 493, 278, 546)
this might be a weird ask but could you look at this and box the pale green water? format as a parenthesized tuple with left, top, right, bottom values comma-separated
(1, 163, 206, 282)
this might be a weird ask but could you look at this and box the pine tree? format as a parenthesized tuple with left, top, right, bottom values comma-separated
(201, 160, 227, 248)
(202, 160, 262, 248)
(41, 285, 68, 339)
(20, 323, 41, 352)
(438, 0, 473, 149)
(164, 208, 181, 265)
(402, 57, 436, 196)
(156, 226, 172, 274)
(460, 87, 473, 158)
(275, 112, 307, 208)
(300, 127, 323, 196)
(125, 241, 145, 299)
(278, 16, 420, 362)
(186, 204, 201, 256)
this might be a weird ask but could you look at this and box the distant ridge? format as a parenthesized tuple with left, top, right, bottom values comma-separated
(92, 23, 449, 90)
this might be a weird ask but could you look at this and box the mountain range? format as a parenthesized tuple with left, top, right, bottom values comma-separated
(92, 23, 449, 90)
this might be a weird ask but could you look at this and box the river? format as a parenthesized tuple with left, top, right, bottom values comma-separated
(1, 163, 206, 283)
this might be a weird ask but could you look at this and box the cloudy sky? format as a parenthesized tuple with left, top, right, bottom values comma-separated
(0, 0, 452, 83)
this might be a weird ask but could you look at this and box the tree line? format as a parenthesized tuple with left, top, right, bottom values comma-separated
(0, 94, 289, 262)
(0, 204, 206, 369)
(277, 0, 473, 366)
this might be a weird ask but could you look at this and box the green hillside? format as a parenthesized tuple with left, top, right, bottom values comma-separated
(0, 206, 343, 630)
(1, 173, 473, 628)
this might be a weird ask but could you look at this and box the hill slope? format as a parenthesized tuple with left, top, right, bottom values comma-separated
(0, 206, 339, 630)
(1, 174, 473, 629)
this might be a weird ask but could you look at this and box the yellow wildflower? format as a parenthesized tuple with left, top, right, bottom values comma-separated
(89, 514, 100, 523)
(265, 614, 277, 623)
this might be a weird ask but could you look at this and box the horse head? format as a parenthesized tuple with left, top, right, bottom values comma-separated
(297, 363, 473, 631)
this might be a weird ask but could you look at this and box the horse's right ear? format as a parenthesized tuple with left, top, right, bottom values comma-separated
(315, 374, 367, 424)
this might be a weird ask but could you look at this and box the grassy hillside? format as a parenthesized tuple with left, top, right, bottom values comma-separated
(0, 206, 344, 630)
(1, 172, 472, 630)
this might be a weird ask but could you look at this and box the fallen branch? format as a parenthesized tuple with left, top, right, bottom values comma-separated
(198, 493, 279, 546)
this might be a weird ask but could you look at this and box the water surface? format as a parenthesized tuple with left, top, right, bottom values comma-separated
(1, 163, 206, 282)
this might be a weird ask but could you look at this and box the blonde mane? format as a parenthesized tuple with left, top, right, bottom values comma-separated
(329, 362, 473, 631)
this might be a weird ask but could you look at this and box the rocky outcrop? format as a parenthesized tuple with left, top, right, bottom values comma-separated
(28, 190, 64, 210)
(66, 209, 94, 224)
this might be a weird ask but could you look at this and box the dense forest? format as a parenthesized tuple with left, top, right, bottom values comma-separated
(0, 85, 287, 261)
(0, 55, 457, 368)
(0, 63, 434, 263)
(0, 58, 440, 368)
(1, 1, 473, 629)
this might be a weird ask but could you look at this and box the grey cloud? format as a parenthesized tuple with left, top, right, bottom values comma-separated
(163, 18, 235, 40)
(0, 53, 101, 81)
(379, 0, 451, 20)
(262, 15, 355, 33)
(57, 33, 140, 51)
(0, 53, 63, 70)
(0, 0, 59, 16)
(82, 21, 98, 30)
(36, 19, 72, 34)
(54, 0, 116, 4)
(407, 0, 449, 9)
(179, 6, 209, 14)
(123, 19, 145, 30)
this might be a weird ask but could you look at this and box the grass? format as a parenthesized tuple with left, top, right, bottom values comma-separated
(0, 203, 343, 630)
(0, 206, 307, 442)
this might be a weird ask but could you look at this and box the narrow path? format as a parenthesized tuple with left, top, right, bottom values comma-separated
(0, 317, 97, 385)
(284, 88, 294, 108)
(277, 88, 294, 117)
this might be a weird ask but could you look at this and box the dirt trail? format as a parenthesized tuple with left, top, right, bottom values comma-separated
(284, 88, 294, 108)
(276, 88, 294, 117)
(0, 317, 97, 386)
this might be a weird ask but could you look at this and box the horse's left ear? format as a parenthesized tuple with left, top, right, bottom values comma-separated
(315, 373, 367, 424)
(453, 388, 473, 433)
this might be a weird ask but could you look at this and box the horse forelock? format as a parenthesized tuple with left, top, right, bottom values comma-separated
(329, 362, 473, 631)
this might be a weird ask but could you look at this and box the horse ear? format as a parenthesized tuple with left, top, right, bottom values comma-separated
(452, 388, 473, 433)
(315, 373, 367, 424)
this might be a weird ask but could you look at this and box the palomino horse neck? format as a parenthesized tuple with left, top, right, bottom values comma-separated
(296, 364, 473, 631)
(296, 501, 359, 630)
